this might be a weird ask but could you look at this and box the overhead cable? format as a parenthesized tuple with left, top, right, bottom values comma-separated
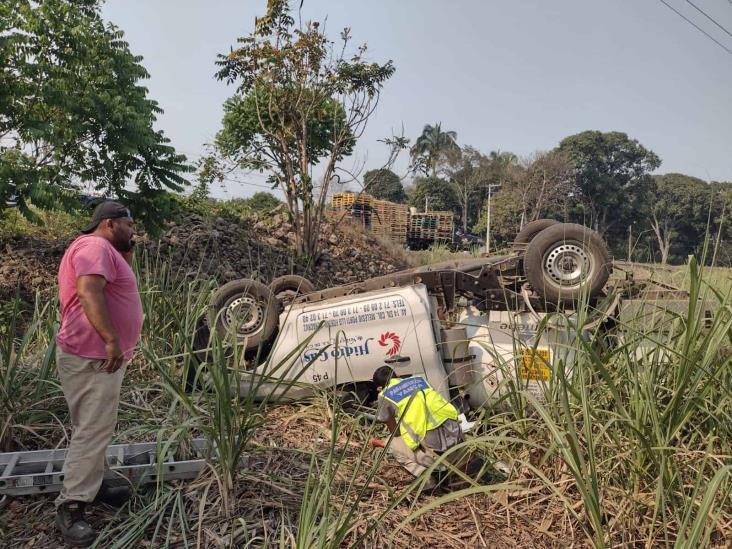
(659, 0, 732, 55)
(685, 0, 732, 39)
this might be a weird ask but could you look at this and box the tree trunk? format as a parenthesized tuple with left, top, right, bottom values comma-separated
(650, 214, 672, 265)
(660, 242, 670, 265)
(534, 169, 547, 216)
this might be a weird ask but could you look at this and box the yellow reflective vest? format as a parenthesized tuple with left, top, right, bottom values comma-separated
(381, 376, 459, 450)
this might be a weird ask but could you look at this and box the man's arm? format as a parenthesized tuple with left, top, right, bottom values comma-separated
(376, 397, 400, 435)
(76, 274, 124, 372)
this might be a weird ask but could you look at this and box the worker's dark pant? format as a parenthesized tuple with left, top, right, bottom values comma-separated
(55, 348, 126, 506)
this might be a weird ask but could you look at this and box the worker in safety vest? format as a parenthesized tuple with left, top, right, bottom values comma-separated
(372, 366, 464, 489)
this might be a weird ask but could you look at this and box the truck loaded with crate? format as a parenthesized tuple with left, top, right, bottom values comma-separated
(330, 192, 459, 249)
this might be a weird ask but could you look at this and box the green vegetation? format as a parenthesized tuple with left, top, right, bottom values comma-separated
(403, 125, 732, 266)
(363, 169, 406, 203)
(1, 1, 731, 543)
(0, 206, 86, 240)
(1, 250, 729, 546)
(407, 176, 460, 215)
(0, 0, 191, 231)
(555, 130, 661, 236)
(410, 123, 459, 177)
(0, 193, 281, 242)
(212, 0, 394, 258)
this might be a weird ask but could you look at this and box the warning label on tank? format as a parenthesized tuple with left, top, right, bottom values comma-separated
(300, 296, 408, 333)
(519, 348, 551, 381)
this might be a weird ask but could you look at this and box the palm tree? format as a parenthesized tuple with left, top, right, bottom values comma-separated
(488, 149, 518, 168)
(410, 123, 459, 176)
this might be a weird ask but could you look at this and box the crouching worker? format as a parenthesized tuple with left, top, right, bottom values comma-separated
(372, 366, 464, 490)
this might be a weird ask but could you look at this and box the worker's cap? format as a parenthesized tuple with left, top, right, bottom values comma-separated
(81, 200, 133, 234)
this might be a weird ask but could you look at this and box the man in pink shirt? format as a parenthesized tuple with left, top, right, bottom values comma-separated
(55, 201, 143, 547)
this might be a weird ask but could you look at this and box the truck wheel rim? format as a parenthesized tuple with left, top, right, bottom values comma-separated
(224, 295, 264, 336)
(543, 241, 591, 288)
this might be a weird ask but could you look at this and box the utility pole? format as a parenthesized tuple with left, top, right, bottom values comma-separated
(425, 195, 429, 213)
(485, 183, 501, 254)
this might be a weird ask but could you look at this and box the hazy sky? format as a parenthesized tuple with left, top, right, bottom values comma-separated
(102, 0, 732, 198)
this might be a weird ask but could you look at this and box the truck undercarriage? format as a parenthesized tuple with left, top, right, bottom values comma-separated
(194, 220, 701, 408)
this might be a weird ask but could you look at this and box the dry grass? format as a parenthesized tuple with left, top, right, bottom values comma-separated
(0, 395, 587, 548)
(1, 252, 730, 548)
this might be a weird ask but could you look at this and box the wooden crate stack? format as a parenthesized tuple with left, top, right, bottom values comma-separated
(331, 192, 410, 243)
(408, 211, 454, 243)
(371, 199, 408, 243)
(331, 192, 373, 229)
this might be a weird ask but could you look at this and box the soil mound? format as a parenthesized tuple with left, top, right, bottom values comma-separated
(0, 211, 408, 306)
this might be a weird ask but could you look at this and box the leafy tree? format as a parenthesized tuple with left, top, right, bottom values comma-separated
(515, 150, 575, 223)
(556, 131, 660, 235)
(650, 174, 714, 264)
(245, 191, 281, 213)
(410, 123, 459, 176)
(483, 151, 575, 245)
(440, 146, 489, 231)
(472, 150, 519, 204)
(0, 0, 190, 229)
(363, 168, 405, 202)
(488, 149, 518, 167)
(215, 1, 394, 258)
(473, 187, 513, 248)
(709, 181, 732, 266)
(216, 91, 353, 170)
(407, 176, 460, 216)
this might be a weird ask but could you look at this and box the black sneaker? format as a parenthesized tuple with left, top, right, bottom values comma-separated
(56, 501, 96, 547)
(93, 481, 131, 508)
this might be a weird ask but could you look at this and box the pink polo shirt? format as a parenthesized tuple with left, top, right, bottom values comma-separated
(56, 235, 143, 360)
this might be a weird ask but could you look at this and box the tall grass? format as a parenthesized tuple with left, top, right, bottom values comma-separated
(0, 292, 64, 452)
(407, 241, 483, 266)
(419, 257, 731, 547)
(1, 249, 729, 547)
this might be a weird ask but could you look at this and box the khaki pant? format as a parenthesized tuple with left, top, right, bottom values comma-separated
(387, 436, 446, 478)
(55, 347, 126, 507)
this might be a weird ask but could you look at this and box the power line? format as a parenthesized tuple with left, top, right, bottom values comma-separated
(658, 0, 732, 54)
(685, 0, 732, 38)
(220, 176, 277, 191)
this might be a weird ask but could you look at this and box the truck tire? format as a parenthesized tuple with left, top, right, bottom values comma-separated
(523, 223, 611, 303)
(514, 219, 559, 244)
(208, 278, 279, 351)
(270, 275, 316, 306)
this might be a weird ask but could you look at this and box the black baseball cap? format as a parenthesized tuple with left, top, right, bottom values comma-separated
(81, 200, 133, 234)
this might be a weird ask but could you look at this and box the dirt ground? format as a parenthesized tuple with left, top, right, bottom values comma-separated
(0, 400, 586, 548)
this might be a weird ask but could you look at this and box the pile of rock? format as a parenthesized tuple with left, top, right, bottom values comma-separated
(250, 211, 407, 287)
(0, 236, 70, 306)
(0, 210, 410, 306)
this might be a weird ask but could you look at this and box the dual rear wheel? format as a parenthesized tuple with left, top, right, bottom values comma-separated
(206, 275, 316, 353)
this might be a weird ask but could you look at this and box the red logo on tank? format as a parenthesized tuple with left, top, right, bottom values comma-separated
(378, 332, 401, 357)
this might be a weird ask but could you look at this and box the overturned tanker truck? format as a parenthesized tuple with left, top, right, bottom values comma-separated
(194, 220, 703, 410)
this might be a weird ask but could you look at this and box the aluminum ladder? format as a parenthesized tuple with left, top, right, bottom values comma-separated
(0, 438, 208, 496)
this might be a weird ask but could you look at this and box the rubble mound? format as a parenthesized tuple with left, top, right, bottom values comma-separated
(0, 210, 409, 306)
